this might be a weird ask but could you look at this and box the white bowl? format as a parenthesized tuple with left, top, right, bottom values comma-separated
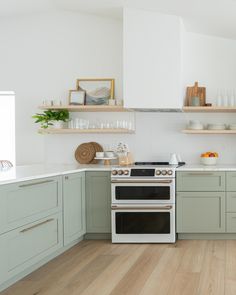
(201, 157, 218, 166)
(95, 152, 104, 158)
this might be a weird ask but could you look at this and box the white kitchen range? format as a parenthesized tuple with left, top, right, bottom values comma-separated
(111, 162, 177, 243)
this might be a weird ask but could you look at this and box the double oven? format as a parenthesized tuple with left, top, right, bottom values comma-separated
(111, 166, 176, 243)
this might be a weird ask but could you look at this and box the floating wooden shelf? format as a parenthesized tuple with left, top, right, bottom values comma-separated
(39, 105, 130, 112)
(183, 106, 236, 113)
(182, 129, 236, 134)
(38, 128, 135, 134)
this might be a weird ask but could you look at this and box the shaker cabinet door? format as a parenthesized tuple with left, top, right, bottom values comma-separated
(177, 192, 225, 233)
(86, 172, 111, 233)
(63, 172, 86, 246)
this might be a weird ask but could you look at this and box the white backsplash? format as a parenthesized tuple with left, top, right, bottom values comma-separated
(44, 112, 236, 165)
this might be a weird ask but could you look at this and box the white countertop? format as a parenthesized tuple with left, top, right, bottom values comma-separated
(177, 164, 236, 171)
(0, 164, 111, 185)
(1, 163, 236, 185)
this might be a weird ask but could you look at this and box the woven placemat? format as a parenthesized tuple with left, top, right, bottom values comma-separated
(90, 142, 103, 164)
(75, 143, 96, 164)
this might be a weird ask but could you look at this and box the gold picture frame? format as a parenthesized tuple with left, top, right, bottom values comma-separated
(76, 78, 115, 105)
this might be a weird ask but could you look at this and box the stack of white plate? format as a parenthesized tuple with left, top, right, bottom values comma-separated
(229, 124, 236, 130)
(207, 124, 226, 130)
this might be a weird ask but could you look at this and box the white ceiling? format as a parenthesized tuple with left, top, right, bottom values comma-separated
(1, 0, 236, 39)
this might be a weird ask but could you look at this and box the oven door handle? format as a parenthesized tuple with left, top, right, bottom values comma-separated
(111, 205, 173, 210)
(111, 180, 173, 184)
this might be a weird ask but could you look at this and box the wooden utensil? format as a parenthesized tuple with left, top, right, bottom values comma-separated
(186, 82, 206, 106)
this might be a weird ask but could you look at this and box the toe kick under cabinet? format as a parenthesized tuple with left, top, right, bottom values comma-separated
(176, 171, 236, 235)
(0, 176, 63, 287)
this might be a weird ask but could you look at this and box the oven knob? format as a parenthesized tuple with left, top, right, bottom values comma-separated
(112, 170, 118, 175)
(167, 170, 173, 175)
(161, 170, 167, 175)
(118, 170, 124, 175)
(124, 170, 129, 175)
(156, 170, 161, 175)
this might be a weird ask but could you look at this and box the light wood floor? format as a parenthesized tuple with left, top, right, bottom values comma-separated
(2, 239, 236, 295)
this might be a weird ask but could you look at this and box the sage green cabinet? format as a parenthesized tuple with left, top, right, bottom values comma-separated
(63, 172, 86, 246)
(0, 213, 62, 285)
(226, 213, 236, 233)
(177, 172, 225, 192)
(177, 192, 225, 233)
(226, 172, 236, 191)
(0, 176, 62, 235)
(85, 172, 111, 233)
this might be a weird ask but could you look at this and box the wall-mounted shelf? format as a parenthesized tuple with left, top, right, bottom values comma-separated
(39, 105, 130, 112)
(182, 129, 236, 134)
(38, 128, 135, 134)
(183, 106, 236, 113)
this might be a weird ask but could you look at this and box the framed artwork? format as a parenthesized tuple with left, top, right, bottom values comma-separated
(76, 78, 114, 105)
(69, 90, 85, 105)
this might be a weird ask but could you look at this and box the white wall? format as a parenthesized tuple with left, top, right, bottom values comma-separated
(0, 11, 122, 164)
(183, 32, 236, 102)
(1, 11, 236, 165)
(45, 30, 236, 165)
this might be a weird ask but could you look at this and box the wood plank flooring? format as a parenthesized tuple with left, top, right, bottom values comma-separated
(1, 240, 236, 295)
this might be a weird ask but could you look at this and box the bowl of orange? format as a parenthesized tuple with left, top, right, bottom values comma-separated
(201, 152, 219, 165)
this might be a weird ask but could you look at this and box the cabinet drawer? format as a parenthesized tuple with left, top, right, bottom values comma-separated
(226, 192, 236, 212)
(226, 213, 236, 233)
(0, 176, 62, 234)
(0, 213, 63, 284)
(177, 172, 225, 192)
(226, 172, 236, 191)
(177, 192, 225, 233)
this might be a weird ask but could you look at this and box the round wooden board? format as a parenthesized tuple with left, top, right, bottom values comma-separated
(75, 143, 96, 164)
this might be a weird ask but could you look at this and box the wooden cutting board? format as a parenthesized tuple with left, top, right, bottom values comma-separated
(186, 82, 206, 106)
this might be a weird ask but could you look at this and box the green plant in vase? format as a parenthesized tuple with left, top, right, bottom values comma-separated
(32, 110, 69, 129)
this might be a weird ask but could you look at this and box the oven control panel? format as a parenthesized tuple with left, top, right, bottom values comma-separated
(111, 167, 175, 178)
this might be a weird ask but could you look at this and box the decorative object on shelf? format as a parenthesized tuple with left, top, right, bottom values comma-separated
(32, 110, 69, 129)
(74, 142, 104, 164)
(201, 152, 218, 165)
(0, 160, 13, 171)
(115, 99, 123, 106)
(187, 120, 204, 130)
(75, 142, 96, 164)
(76, 78, 114, 105)
(108, 99, 116, 106)
(42, 99, 62, 107)
(215, 89, 236, 107)
(186, 81, 206, 106)
(116, 142, 134, 166)
(69, 90, 85, 105)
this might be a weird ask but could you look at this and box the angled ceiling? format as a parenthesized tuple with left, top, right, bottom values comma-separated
(1, 0, 236, 39)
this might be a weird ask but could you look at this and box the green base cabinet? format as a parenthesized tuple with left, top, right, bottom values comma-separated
(85, 172, 111, 233)
(63, 172, 86, 246)
(177, 171, 225, 192)
(0, 213, 63, 285)
(0, 176, 62, 235)
(177, 192, 225, 233)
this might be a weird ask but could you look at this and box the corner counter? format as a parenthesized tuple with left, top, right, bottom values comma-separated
(0, 164, 112, 185)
